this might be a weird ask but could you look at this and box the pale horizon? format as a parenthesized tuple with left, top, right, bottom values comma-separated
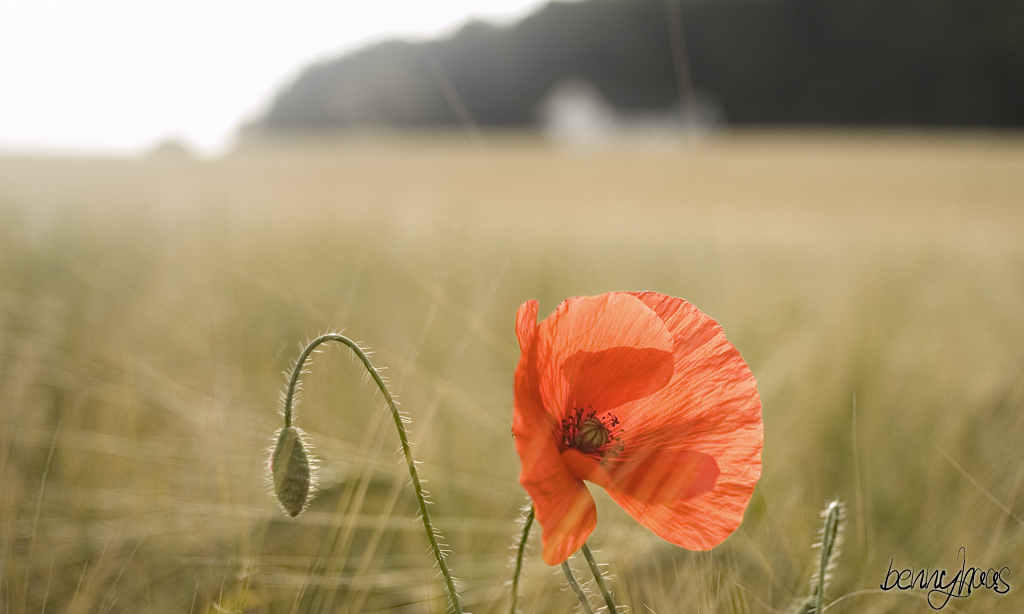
(0, 0, 559, 157)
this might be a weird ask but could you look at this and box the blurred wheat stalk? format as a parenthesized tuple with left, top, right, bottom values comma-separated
(0, 131, 1021, 613)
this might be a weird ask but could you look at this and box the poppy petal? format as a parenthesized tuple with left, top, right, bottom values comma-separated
(618, 293, 761, 465)
(563, 447, 718, 504)
(562, 346, 675, 414)
(560, 448, 615, 488)
(601, 292, 762, 548)
(609, 449, 719, 504)
(515, 299, 539, 354)
(516, 433, 598, 565)
(513, 303, 597, 565)
(605, 454, 758, 550)
(625, 292, 760, 435)
(512, 299, 548, 433)
(535, 294, 674, 417)
(608, 411, 762, 548)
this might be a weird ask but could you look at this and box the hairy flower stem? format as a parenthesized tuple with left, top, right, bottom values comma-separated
(581, 543, 617, 614)
(282, 334, 463, 614)
(562, 561, 596, 614)
(510, 505, 535, 614)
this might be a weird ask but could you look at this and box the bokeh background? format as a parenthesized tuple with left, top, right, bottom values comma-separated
(1, 1, 1023, 613)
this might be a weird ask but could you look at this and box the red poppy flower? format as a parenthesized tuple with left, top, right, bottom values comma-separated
(513, 292, 762, 565)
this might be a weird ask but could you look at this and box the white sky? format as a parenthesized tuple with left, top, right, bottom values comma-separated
(0, 0, 554, 156)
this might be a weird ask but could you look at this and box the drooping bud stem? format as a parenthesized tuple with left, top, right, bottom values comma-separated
(273, 333, 463, 614)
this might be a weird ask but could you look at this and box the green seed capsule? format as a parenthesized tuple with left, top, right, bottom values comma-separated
(574, 417, 609, 453)
(271, 426, 311, 517)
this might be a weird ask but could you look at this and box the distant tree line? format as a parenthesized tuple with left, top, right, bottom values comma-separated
(259, 0, 1024, 129)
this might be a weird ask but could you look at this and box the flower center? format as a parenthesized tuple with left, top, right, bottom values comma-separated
(574, 417, 608, 453)
(560, 406, 624, 459)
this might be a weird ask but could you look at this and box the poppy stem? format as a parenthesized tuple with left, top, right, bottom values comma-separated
(282, 334, 463, 614)
(561, 561, 597, 614)
(510, 504, 535, 614)
(581, 543, 617, 614)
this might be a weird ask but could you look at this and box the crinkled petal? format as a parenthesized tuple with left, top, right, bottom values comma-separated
(514, 394, 597, 564)
(603, 418, 761, 549)
(518, 436, 597, 565)
(563, 447, 719, 504)
(513, 299, 597, 565)
(515, 299, 539, 354)
(594, 292, 762, 548)
(605, 448, 759, 550)
(619, 292, 761, 458)
(513, 300, 548, 436)
(535, 293, 674, 418)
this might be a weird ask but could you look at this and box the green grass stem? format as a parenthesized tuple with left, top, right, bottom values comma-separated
(562, 560, 597, 614)
(510, 504, 535, 614)
(581, 543, 617, 614)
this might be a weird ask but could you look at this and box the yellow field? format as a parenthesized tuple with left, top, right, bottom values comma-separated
(0, 130, 1022, 613)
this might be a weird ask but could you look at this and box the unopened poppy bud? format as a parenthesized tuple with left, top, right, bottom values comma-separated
(271, 426, 311, 517)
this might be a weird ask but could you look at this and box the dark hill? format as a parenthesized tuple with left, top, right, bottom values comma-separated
(259, 0, 1024, 129)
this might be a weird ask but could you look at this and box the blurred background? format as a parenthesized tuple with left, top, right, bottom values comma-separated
(1, 0, 1023, 613)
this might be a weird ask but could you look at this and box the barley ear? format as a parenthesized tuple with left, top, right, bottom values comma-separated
(790, 500, 845, 614)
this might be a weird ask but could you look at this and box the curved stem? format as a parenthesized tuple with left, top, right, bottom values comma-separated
(283, 334, 463, 614)
(510, 504, 535, 614)
(561, 561, 596, 614)
(581, 543, 617, 614)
